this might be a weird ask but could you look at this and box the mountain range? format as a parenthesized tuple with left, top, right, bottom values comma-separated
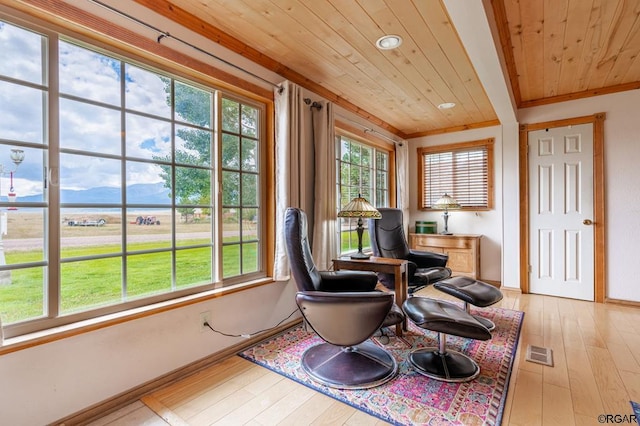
(10, 183, 171, 205)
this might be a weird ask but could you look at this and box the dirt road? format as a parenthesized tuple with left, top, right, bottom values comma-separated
(3, 232, 212, 251)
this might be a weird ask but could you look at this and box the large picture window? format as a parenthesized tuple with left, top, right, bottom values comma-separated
(418, 138, 494, 210)
(0, 19, 266, 336)
(336, 134, 391, 255)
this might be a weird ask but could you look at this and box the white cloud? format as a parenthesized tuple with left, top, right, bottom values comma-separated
(125, 64, 172, 118)
(0, 81, 45, 143)
(60, 153, 122, 190)
(125, 114, 172, 160)
(1, 22, 208, 197)
(59, 41, 121, 106)
(0, 22, 44, 84)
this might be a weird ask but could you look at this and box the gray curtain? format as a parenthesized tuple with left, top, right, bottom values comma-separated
(395, 140, 410, 234)
(273, 82, 336, 279)
(311, 101, 337, 270)
(273, 81, 310, 281)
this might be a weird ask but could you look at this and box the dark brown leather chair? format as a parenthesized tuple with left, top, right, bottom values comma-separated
(284, 207, 404, 328)
(295, 291, 397, 388)
(368, 208, 503, 330)
(368, 208, 452, 292)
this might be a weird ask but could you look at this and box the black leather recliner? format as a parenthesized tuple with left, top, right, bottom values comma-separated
(284, 207, 405, 325)
(285, 207, 379, 292)
(368, 208, 452, 292)
(284, 207, 402, 388)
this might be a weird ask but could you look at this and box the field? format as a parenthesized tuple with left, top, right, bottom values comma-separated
(0, 212, 365, 325)
(3, 212, 213, 239)
(0, 211, 257, 324)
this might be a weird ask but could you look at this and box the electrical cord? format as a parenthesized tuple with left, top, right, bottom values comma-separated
(203, 309, 299, 338)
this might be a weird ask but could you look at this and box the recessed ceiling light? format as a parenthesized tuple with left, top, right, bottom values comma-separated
(375, 35, 402, 50)
(438, 102, 456, 109)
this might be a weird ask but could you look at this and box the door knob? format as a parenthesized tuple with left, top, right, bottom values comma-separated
(583, 219, 593, 225)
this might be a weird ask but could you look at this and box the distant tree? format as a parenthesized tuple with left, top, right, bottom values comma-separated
(339, 139, 373, 206)
(153, 82, 210, 218)
(153, 81, 259, 222)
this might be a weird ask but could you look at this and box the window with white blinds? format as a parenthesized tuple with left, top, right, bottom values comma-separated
(418, 138, 494, 210)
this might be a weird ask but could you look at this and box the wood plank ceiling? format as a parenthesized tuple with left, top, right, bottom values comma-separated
(494, 0, 640, 108)
(130, 0, 640, 137)
(134, 0, 499, 138)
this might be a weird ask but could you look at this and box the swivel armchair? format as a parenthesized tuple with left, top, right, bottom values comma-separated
(368, 208, 452, 292)
(285, 207, 380, 292)
(284, 207, 404, 336)
(295, 291, 398, 388)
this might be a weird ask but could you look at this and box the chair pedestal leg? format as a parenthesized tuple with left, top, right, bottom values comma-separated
(464, 302, 496, 331)
(408, 332, 480, 382)
(301, 341, 397, 389)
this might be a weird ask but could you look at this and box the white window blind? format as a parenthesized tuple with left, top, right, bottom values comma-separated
(419, 138, 494, 209)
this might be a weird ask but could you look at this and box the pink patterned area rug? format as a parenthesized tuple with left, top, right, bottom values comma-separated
(239, 305, 524, 425)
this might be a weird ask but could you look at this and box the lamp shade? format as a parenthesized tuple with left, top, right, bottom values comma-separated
(433, 193, 461, 210)
(337, 195, 382, 218)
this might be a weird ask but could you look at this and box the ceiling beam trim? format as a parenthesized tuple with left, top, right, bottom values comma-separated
(442, 0, 517, 126)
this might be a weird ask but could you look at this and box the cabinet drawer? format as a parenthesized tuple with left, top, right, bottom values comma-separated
(413, 245, 444, 253)
(409, 233, 481, 279)
(445, 249, 474, 273)
(412, 235, 472, 249)
(410, 235, 434, 247)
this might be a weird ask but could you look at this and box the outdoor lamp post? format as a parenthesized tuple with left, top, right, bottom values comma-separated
(0, 148, 25, 285)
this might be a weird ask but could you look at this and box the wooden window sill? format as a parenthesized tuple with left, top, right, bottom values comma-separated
(0, 278, 275, 356)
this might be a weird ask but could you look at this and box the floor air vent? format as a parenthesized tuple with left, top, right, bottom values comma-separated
(525, 344, 554, 367)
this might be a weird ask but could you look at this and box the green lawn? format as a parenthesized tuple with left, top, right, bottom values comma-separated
(0, 239, 257, 324)
(340, 229, 371, 252)
(2, 231, 367, 325)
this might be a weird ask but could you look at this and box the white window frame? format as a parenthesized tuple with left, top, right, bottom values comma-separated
(336, 132, 392, 256)
(0, 16, 268, 338)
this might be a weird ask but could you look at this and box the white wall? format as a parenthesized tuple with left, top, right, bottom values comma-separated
(519, 89, 640, 302)
(0, 281, 299, 425)
(408, 126, 504, 283)
(500, 122, 521, 289)
(409, 88, 640, 300)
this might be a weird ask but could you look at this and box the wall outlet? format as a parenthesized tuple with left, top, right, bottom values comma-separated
(200, 311, 211, 333)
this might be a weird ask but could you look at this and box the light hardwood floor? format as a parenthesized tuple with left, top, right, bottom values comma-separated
(88, 287, 640, 426)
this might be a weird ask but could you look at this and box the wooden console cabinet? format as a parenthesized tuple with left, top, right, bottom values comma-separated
(409, 233, 482, 279)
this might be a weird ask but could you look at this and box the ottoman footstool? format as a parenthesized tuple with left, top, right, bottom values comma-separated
(403, 297, 492, 382)
(434, 276, 503, 331)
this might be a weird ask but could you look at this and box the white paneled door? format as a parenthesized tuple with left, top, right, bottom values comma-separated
(528, 123, 594, 301)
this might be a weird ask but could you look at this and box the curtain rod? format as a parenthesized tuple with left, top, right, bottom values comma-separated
(338, 116, 404, 145)
(304, 98, 322, 110)
(88, 0, 282, 92)
(364, 128, 403, 145)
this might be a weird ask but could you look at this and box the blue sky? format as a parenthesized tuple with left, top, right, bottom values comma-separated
(0, 21, 204, 197)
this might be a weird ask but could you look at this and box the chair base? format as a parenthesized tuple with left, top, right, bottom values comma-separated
(301, 341, 397, 389)
(408, 347, 480, 383)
